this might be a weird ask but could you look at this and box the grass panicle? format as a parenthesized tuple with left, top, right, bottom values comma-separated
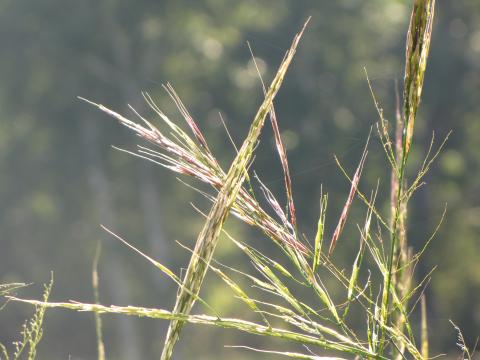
(403, 0, 435, 158)
(10, 2, 454, 359)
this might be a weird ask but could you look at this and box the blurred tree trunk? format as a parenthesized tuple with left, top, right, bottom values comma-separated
(138, 162, 172, 356)
(138, 163, 170, 289)
(82, 117, 142, 360)
(99, 1, 172, 355)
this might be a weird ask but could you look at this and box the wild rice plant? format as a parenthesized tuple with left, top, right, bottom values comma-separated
(9, 1, 457, 359)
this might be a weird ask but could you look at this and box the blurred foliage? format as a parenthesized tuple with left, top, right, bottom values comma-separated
(0, 0, 478, 359)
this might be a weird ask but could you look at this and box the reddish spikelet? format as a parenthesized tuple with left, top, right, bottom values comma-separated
(391, 81, 403, 228)
(164, 83, 211, 152)
(328, 144, 368, 256)
(269, 108, 297, 228)
(248, 44, 297, 228)
(257, 176, 293, 234)
(79, 80, 309, 257)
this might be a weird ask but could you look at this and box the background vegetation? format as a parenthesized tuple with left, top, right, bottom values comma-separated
(0, 1, 479, 359)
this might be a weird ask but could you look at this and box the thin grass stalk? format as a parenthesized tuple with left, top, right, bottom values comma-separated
(92, 241, 106, 360)
(160, 20, 309, 360)
(209, 265, 271, 327)
(392, 81, 412, 360)
(11, 298, 387, 360)
(101, 225, 220, 317)
(174, 239, 272, 326)
(343, 189, 375, 319)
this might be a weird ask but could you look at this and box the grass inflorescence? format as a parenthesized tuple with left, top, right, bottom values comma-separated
(6, 1, 464, 359)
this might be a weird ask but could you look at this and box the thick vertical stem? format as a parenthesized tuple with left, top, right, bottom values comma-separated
(380, 1, 435, 356)
(160, 22, 308, 360)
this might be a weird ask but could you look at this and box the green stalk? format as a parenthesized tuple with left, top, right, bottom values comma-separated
(379, 0, 435, 354)
(12, 298, 387, 360)
(92, 241, 106, 360)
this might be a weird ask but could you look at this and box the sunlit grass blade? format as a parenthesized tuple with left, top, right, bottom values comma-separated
(231, 238, 311, 317)
(174, 239, 271, 326)
(10, 298, 385, 359)
(160, 20, 310, 360)
(209, 264, 271, 327)
(226, 345, 348, 360)
(343, 188, 375, 319)
(309, 275, 340, 323)
(347, 239, 363, 304)
(313, 189, 327, 272)
(101, 226, 180, 284)
(100, 225, 216, 315)
(232, 238, 304, 285)
(254, 261, 307, 317)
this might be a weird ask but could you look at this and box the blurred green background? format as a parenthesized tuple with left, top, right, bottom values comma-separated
(1, 0, 479, 359)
